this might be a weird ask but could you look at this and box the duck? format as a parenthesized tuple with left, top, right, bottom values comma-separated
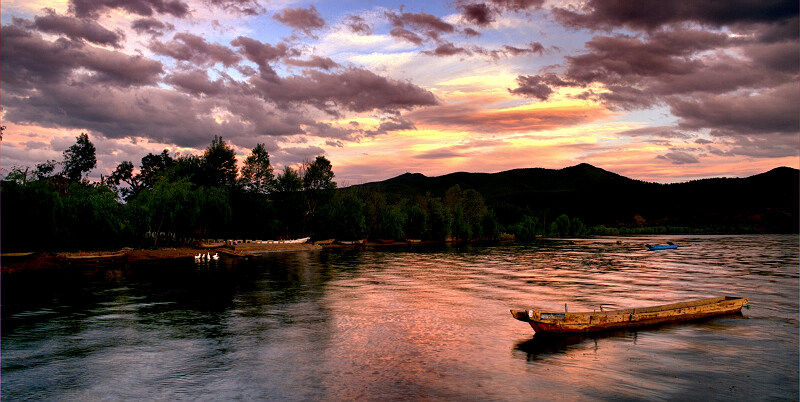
(194, 253, 202, 260)
(212, 253, 219, 260)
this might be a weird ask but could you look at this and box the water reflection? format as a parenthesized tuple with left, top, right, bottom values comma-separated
(2, 235, 798, 400)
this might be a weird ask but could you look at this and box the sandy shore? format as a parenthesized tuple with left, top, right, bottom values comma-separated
(0, 243, 325, 273)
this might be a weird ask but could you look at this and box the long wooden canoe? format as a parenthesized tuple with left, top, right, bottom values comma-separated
(511, 296, 748, 334)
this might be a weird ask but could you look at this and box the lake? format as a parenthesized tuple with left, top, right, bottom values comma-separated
(2, 235, 798, 400)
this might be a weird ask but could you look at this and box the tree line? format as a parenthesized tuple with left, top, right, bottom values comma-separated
(2, 134, 595, 252)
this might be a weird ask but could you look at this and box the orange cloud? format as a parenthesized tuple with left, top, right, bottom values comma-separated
(409, 98, 614, 133)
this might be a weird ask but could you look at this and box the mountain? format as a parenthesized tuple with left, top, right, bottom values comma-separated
(353, 164, 799, 233)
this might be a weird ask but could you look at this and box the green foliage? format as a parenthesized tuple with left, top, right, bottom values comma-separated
(404, 204, 427, 240)
(0, 179, 61, 251)
(201, 136, 238, 187)
(61, 133, 97, 182)
(550, 214, 571, 237)
(426, 197, 452, 241)
(321, 190, 367, 240)
(274, 166, 304, 238)
(240, 143, 275, 194)
(509, 214, 539, 240)
(379, 205, 405, 240)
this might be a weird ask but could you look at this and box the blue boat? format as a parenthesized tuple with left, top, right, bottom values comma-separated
(646, 242, 678, 251)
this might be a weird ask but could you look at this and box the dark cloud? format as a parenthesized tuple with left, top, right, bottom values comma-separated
(617, 126, 690, 139)
(459, 3, 494, 26)
(285, 56, 341, 71)
(390, 27, 424, 45)
(477, 41, 548, 59)
(386, 10, 454, 42)
(552, 0, 798, 32)
(1, 16, 434, 153)
(131, 18, 174, 36)
(457, 0, 545, 27)
(272, 5, 325, 36)
(366, 115, 417, 136)
(230, 36, 298, 78)
(165, 69, 226, 95)
(657, 151, 700, 164)
(150, 33, 242, 68)
(670, 83, 798, 136)
(69, 0, 190, 19)
(250, 67, 438, 115)
(344, 15, 372, 35)
(508, 73, 575, 100)
(422, 42, 471, 57)
(1, 22, 163, 90)
(34, 9, 124, 48)
(462, 28, 481, 37)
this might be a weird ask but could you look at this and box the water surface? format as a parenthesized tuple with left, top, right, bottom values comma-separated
(3, 235, 798, 400)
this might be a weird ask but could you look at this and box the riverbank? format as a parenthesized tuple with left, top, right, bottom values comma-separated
(0, 243, 327, 274)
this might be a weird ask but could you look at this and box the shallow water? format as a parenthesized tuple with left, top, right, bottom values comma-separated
(2, 235, 798, 400)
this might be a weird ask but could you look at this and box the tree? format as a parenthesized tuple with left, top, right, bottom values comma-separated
(61, 133, 96, 182)
(139, 150, 174, 188)
(201, 136, 237, 187)
(302, 156, 336, 233)
(551, 214, 571, 237)
(275, 166, 304, 238)
(404, 204, 427, 240)
(240, 143, 275, 194)
(427, 197, 452, 241)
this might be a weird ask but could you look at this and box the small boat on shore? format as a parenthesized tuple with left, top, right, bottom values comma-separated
(646, 242, 678, 250)
(511, 296, 748, 335)
(57, 250, 129, 262)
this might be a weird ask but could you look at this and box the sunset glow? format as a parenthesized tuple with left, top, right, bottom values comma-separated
(1, 0, 797, 184)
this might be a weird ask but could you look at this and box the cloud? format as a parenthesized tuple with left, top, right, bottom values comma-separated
(657, 151, 700, 164)
(165, 69, 226, 95)
(422, 42, 471, 57)
(389, 27, 424, 45)
(669, 82, 799, 136)
(343, 14, 372, 35)
(457, 0, 545, 27)
(206, 0, 264, 16)
(150, 33, 242, 67)
(284, 56, 341, 71)
(551, 0, 798, 31)
(230, 36, 299, 77)
(131, 18, 174, 36)
(272, 5, 326, 37)
(409, 98, 612, 133)
(250, 67, 438, 115)
(69, 0, 190, 19)
(508, 73, 576, 100)
(385, 10, 455, 42)
(1, 23, 163, 90)
(34, 9, 125, 48)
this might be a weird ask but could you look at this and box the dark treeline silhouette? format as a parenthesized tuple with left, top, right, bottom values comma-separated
(2, 135, 798, 252)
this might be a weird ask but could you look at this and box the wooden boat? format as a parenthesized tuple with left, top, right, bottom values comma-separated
(337, 239, 365, 245)
(314, 239, 335, 245)
(57, 250, 129, 262)
(511, 296, 748, 335)
(198, 241, 225, 248)
(1, 252, 35, 258)
(646, 242, 678, 250)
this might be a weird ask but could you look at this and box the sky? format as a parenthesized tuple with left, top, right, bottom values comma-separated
(1, 0, 798, 185)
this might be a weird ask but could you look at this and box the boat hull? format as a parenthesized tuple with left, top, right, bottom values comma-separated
(511, 296, 748, 335)
(646, 244, 678, 250)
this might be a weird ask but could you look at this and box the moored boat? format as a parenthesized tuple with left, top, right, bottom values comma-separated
(646, 242, 678, 250)
(57, 250, 129, 262)
(511, 296, 748, 335)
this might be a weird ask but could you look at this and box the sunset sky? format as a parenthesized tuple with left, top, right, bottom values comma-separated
(1, 0, 798, 185)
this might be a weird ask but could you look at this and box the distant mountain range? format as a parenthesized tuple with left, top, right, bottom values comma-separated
(353, 163, 799, 233)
